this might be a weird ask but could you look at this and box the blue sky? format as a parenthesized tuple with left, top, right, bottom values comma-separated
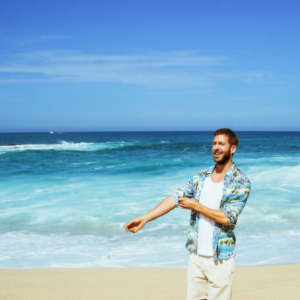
(0, 0, 299, 132)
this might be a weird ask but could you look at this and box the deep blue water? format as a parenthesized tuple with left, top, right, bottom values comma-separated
(0, 131, 299, 268)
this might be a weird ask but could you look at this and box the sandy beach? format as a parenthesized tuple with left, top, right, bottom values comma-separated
(1, 264, 299, 300)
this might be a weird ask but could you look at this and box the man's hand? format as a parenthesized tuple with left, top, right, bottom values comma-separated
(125, 216, 147, 233)
(178, 197, 197, 210)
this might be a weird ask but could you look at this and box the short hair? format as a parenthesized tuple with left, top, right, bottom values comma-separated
(213, 128, 239, 147)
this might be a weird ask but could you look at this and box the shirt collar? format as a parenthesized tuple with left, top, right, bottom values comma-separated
(206, 162, 236, 178)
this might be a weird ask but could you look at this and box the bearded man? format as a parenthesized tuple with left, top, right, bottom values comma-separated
(125, 128, 251, 300)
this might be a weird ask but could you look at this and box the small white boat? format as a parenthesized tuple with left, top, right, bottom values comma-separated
(50, 131, 53, 134)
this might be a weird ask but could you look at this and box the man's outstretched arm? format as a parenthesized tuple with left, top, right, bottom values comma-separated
(125, 195, 177, 233)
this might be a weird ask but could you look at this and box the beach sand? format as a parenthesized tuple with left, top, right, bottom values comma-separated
(1, 265, 299, 300)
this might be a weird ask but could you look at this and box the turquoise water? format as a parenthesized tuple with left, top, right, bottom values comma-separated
(0, 131, 299, 268)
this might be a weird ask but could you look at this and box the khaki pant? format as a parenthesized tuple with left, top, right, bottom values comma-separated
(186, 253, 235, 300)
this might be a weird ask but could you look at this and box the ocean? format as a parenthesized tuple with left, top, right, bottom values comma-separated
(0, 131, 299, 268)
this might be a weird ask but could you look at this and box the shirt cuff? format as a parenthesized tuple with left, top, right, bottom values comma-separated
(220, 206, 235, 229)
(172, 194, 180, 208)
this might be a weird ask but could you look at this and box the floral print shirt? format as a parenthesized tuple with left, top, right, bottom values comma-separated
(173, 163, 251, 260)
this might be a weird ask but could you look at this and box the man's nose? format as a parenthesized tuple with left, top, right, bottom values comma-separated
(213, 145, 221, 152)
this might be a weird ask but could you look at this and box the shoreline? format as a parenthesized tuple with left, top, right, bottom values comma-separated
(1, 262, 300, 269)
(1, 264, 299, 300)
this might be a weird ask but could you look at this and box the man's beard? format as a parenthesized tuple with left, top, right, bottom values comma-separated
(214, 151, 231, 165)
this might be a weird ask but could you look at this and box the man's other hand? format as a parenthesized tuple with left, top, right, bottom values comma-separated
(178, 197, 197, 210)
(125, 217, 147, 233)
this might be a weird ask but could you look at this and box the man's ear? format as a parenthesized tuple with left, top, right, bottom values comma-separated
(231, 145, 237, 155)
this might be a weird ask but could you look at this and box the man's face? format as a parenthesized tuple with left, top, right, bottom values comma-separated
(212, 134, 234, 164)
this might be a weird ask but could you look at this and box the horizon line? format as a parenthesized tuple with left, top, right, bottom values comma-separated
(1, 130, 300, 134)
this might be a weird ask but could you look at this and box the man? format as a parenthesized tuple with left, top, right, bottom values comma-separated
(125, 128, 251, 300)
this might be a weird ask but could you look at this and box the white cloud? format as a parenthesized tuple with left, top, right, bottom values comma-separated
(0, 50, 272, 87)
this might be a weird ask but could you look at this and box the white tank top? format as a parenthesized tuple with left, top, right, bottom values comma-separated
(197, 176, 224, 256)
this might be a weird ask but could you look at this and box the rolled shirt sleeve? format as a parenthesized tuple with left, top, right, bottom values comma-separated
(220, 179, 251, 230)
(172, 174, 199, 208)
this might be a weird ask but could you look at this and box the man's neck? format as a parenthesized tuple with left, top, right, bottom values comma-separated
(214, 160, 234, 176)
